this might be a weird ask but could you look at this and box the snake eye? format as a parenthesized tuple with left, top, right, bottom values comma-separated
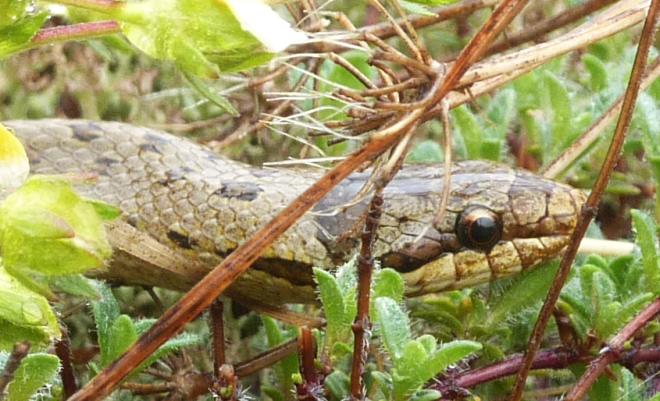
(455, 206, 502, 251)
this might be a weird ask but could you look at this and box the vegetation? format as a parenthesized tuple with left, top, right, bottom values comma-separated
(0, 0, 658, 401)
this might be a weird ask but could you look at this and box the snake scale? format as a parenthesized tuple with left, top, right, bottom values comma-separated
(6, 120, 586, 304)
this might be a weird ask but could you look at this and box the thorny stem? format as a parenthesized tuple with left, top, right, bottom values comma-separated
(56, 327, 79, 399)
(0, 342, 30, 400)
(350, 191, 385, 401)
(566, 299, 660, 401)
(66, 1, 532, 399)
(510, 1, 659, 399)
(30, 21, 121, 49)
(430, 345, 660, 399)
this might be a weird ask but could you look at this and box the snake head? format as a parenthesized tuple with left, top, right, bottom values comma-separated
(370, 161, 587, 296)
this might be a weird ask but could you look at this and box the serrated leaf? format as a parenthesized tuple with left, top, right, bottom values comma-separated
(375, 297, 411, 359)
(488, 262, 558, 328)
(92, 284, 121, 365)
(262, 316, 298, 390)
(631, 210, 659, 294)
(104, 314, 137, 366)
(314, 267, 349, 343)
(426, 340, 481, 378)
(6, 353, 59, 401)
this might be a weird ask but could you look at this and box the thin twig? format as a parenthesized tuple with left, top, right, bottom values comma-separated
(56, 328, 78, 399)
(566, 298, 660, 401)
(487, 0, 617, 55)
(510, 1, 659, 399)
(234, 339, 299, 377)
(296, 327, 322, 401)
(350, 190, 385, 401)
(0, 342, 31, 400)
(431, 345, 660, 400)
(210, 300, 226, 374)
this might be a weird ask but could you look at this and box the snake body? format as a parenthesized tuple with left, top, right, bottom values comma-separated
(6, 120, 586, 304)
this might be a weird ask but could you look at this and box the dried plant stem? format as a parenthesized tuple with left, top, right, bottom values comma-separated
(510, 1, 659, 399)
(487, 0, 617, 54)
(234, 339, 299, 377)
(210, 300, 226, 373)
(350, 191, 385, 401)
(566, 299, 660, 401)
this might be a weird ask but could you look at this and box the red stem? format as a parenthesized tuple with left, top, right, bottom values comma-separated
(31, 21, 121, 47)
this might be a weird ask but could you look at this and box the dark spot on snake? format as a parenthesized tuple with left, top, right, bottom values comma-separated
(138, 143, 162, 154)
(167, 230, 197, 249)
(158, 169, 185, 185)
(71, 124, 101, 142)
(96, 157, 120, 166)
(216, 182, 262, 201)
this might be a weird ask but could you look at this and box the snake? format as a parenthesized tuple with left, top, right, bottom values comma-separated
(6, 119, 586, 304)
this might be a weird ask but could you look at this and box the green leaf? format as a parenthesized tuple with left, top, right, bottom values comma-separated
(84, 199, 122, 221)
(0, 176, 113, 278)
(406, 140, 443, 164)
(488, 262, 558, 327)
(92, 284, 121, 365)
(409, 389, 443, 401)
(425, 340, 481, 379)
(0, 266, 60, 340)
(0, 319, 49, 351)
(542, 71, 572, 154)
(373, 268, 405, 303)
(104, 314, 137, 366)
(0, 0, 29, 27)
(398, 1, 435, 16)
(375, 297, 411, 359)
(451, 105, 482, 159)
(115, 0, 302, 77)
(50, 274, 100, 299)
(183, 71, 238, 116)
(631, 210, 659, 294)
(582, 54, 608, 91)
(262, 316, 298, 392)
(6, 353, 59, 401)
(0, 13, 49, 58)
(325, 371, 350, 400)
(314, 267, 350, 342)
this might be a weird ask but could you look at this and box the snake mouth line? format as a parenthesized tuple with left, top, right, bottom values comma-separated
(401, 234, 571, 296)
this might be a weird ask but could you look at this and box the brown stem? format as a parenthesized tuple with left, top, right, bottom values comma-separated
(510, 1, 660, 399)
(487, 0, 616, 55)
(210, 300, 226, 375)
(297, 327, 322, 401)
(66, 1, 530, 398)
(350, 191, 385, 401)
(431, 345, 660, 399)
(0, 342, 31, 400)
(565, 298, 660, 401)
(55, 327, 78, 399)
(235, 339, 299, 378)
(30, 21, 121, 48)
